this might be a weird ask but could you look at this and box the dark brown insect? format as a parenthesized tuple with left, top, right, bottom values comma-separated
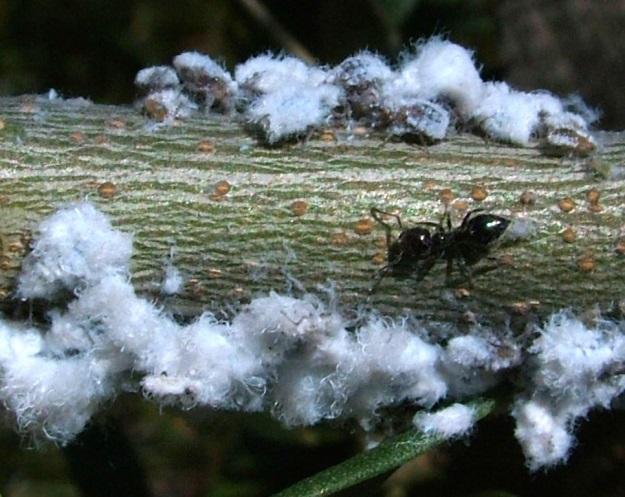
(370, 207, 510, 290)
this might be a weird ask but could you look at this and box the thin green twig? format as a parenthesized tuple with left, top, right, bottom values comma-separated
(271, 398, 497, 497)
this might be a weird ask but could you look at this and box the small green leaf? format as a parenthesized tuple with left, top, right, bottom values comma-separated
(271, 398, 497, 497)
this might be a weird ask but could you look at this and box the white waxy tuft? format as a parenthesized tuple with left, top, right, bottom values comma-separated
(134, 66, 180, 93)
(413, 403, 476, 438)
(17, 202, 132, 300)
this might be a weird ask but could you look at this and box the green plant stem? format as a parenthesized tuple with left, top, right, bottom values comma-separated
(1, 97, 624, 323)
(271, 398, 497, 497)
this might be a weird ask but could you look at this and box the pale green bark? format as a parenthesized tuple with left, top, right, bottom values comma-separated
(1, 96, 624, 324)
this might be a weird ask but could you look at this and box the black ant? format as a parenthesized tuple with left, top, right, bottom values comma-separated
(370, 207, 510, 291)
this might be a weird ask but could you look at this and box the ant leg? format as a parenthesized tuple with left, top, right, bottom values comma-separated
(371, 207, 403, 229)
(456, 258, 474, 288)
(369, 265, 391, 294)
(445, 257, 454, 286)
(443, 209, 452, 231)
(415, 256, 437, 281)
(471, 263, 500, 278)
(371, 207, 403, 250)
(412, 221, 442, 230)
(445, 257, 474, 288)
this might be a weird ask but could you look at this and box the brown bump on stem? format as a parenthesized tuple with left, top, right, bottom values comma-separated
(107, 117, 126, 129)
(558, 197, 576, 213)
(615, 239, 625, 255)
(0, 196, 9, 206)
(94, 134, 109, 145)
(69, 131, 85, 144)
(7, 240, 24, 253)
(586, 188, 600, 205)
(214, 180, 231, 196)
(231, 286, 246, 298)
(352, 126, 368, 136)
(577, 253, 596, 273)
(0, 255, 11, 271)
(454, 287, 471, 299)
(143, 98, 167, 121)
(290, 200, 309, 217)
(452, 200, 469, 211)
(588, 203, 603, 213)
(331, 232, 349, 246)
(354, 218, 374, 236)
(576, 135, 596, 157)
(561, 227, 576, 243)
(20, 230, 32, 248)
(371, 252, 386, 265)
(498, 254, 515, 267)
(509, 300, 539, 315)
(0, 288, 8, 300)
(374, 236, 388, 249)
(422, 180, 437, 191)
(462, 310, 478, 325)
(438, 188, 454, 204)
(20, 102, 35, 113)
(319, 129, 336, 142)
(197, 139, 215, 153)
(519, 191, 536, 206)
(206, 268, 223, 279)
(0, 119, 6, 131)
(509, 301, 531, 315)
(97, 181, 117, 199)
(470, 185, 488, 202)
(187, 278, 204, 296)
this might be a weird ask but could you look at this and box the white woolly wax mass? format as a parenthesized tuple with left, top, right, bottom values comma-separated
(135, 37, 597, 152)
(17, 203, 132, 299)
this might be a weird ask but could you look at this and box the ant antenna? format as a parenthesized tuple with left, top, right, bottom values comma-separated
(369, 265, 391, 294)
(371, 207, 403, 249)
(439, 205, 452, 231)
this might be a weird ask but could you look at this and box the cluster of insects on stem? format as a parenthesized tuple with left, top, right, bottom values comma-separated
(370, 207, 510, 292)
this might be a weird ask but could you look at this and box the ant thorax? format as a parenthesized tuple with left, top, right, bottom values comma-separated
(395, 227, 433, 259)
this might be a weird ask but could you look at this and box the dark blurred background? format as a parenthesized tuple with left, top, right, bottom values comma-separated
(1, 0, 625, 128)
(3, 2, 625, 497)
